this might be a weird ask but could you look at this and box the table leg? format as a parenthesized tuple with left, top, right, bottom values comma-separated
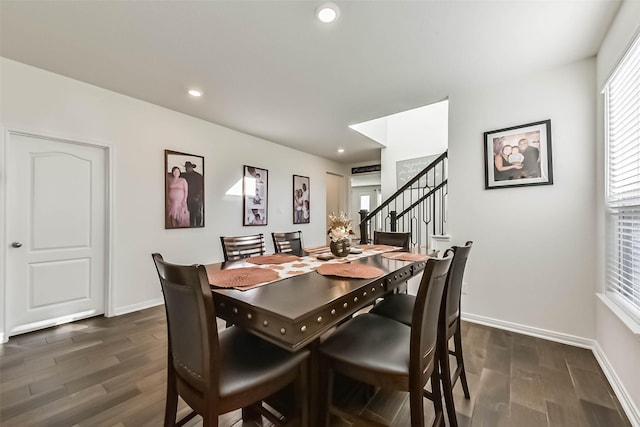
(308, 339, 321, 427)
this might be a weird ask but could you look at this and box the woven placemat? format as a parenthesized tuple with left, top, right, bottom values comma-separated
(206, 267, 280, 288)
(381, 252, 430, 262)
(246, 254, 301, 265)
(316, 263, 384, 279)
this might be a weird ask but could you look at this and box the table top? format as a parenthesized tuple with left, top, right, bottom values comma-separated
(207, 253, 427, 351)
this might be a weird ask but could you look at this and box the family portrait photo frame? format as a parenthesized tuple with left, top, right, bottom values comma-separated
(164, 150, 205, 229)
(293, 175, 310, 224)
(484, 120, 553, 190)
(243, 165, 268, 226)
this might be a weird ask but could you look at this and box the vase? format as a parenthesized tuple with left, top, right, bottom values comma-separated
(330, 239, 351, 258)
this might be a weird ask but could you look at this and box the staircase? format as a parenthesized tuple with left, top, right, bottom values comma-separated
(358, 151, 448, 252)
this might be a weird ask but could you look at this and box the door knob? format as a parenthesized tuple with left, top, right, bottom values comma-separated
(11, 242, 22, 248)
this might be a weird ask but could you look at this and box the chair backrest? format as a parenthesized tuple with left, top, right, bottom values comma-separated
(409, 254, 453, 387)
(151, 253, 218, 395)
(272, 231, 304, 256)
(373, 231, 411, 251)
(220, 233, 266, 262)
(443, 241, 473, 330)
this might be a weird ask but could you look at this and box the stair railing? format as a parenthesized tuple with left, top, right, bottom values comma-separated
(359, 151, 447, 252)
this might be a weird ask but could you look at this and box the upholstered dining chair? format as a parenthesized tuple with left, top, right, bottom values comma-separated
(373, 230, 411, 251)
(151, 253, 309, 427)
(317, 254, 453, 427)
(369, 241, 473, 427)
(272, 231, 304, 256)
(220, 233, 266, 262)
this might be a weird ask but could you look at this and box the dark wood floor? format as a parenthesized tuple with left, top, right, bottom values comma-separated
(0, 306, 631, 427)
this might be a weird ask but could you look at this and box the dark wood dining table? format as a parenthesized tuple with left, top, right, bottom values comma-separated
(206, 251, 428, 425)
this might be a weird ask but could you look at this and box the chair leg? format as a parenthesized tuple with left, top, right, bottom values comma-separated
(409, 383, 426, 427)
(164, 367, 178, 427)
(201, 410, 219, 427)
(241, 405, 262, 423)
(440, 338, 458, 427)
(429, 369, 445, 427)
(453, 326, 470, 399)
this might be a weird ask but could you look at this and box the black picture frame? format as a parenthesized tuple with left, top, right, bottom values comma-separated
(165, 150, 205, 229)
(484, 120, 553, 190)
(293, 175, 310, 224)
(243, 165, 268, 226)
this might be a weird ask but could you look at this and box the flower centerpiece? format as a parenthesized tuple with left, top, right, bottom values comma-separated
(328, 212, 353, 257)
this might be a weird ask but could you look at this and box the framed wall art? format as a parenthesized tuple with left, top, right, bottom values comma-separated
(293, 175, 310, 224)
(243, 165, 268, 226)
(165, 150, 204, 229)
(484, 120, 553, 190)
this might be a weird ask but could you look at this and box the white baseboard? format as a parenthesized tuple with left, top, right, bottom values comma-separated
(462, 312, 639, 427)
(592, 341, 640, 427)
(461, 312, 594, 348)
(0, 299, 164, 344)
(111, 298, 164, 316)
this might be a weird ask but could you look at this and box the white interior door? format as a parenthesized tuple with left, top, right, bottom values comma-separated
(6, 132, 107, 337)
(326, 173, 345, 245)
(350, 186, 381, 239)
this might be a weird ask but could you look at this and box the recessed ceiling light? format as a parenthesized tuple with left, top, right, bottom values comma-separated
(316, 3, 339, 23)
(188, 89, 202, 97)
(337, 148, 345, 153)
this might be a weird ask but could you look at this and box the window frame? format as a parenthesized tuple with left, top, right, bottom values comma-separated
(603, 31, 640, 327)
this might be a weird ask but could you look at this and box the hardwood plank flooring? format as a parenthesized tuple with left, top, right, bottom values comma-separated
(0, 306, 632, 426)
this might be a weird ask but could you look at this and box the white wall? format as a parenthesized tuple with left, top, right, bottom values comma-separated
(380, 100, 448, 197)
(448, 58, 597, 340)
(0, 58, 349, 338)
(595, 0, 640, 420)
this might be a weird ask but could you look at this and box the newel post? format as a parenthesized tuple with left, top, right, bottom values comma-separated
(390, 210, 397, 232)
(359, 210, 369, 244)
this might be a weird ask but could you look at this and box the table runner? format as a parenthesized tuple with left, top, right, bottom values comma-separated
(304, 244, 398, 257)
(246, 254, 301, 265)
(207, 245, 402, 290)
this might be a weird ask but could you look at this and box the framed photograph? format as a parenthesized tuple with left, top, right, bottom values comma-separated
(165, 150, 204, 229)
(293, 175, 310, 224)
(243, 165, 268, 226)
(484, 120, 553, 190)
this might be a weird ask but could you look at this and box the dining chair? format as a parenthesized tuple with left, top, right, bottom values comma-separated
(272, 231, 304, 256)
(151, 253, 309, 427)
(373, 230, 411, 251)
(220, 233, 266, 262)
(369, 241, 473, 427)
(373, 231, 412, 293)
(317, 254, 453, 427)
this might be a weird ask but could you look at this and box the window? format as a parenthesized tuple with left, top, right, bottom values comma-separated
(605, 33, 640, 323)
(360, 195, 370, 211)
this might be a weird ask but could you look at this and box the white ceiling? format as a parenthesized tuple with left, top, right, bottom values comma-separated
(0, 0, 621, 164)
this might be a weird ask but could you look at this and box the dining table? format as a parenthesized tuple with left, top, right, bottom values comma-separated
(205, 245, 430, 425)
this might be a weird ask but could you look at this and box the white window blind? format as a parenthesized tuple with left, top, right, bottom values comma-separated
(605, 32, 640, 323)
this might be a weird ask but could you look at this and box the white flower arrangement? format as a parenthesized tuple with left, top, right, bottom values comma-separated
(327, 212, 354, 243)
